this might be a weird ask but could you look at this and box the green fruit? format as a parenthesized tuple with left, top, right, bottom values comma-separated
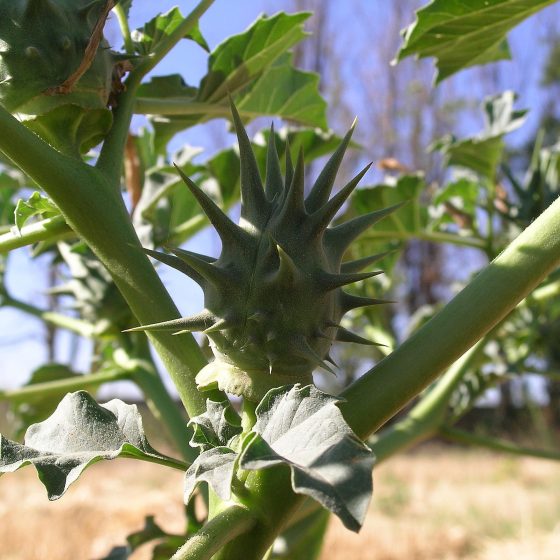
(0, 0, 123, 154)
(136, 104, 398, 401)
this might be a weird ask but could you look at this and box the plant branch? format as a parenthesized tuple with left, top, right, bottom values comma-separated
(362, 229, 487, 250)
(112, 3, 134, 54)
(171, 505, 256, 560)
(0, 216, 74, 253)
(134, 99, 265, 120)
(440, 427, 560, 461)
(0, 368, 128, 403)
(341, 197, 560, 438)
(128, 451, 189, 471)
(370, 340, 484, 464)
(4, 295, 96, 338)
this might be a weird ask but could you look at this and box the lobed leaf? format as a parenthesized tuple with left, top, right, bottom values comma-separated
(0, 391, 184, 500)
(240, 384, 375, 532)
(183, 446, 238, 503)
(188, 398, 242, 452)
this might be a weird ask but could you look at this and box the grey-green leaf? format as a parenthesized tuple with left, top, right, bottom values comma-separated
(240, 384, 375, 532)
(397, 0, 556, 83)
(0, 391, 184, 500)
(184, 447, 237, 503)
(188, 399, 242, 451)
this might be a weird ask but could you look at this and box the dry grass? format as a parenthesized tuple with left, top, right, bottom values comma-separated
(1, 446, 559, 559)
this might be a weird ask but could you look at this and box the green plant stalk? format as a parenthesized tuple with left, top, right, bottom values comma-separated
(4, 295, 96, 338)
(171, 504, 256, 560)
(113, 3, 134, 54)
(241, 399, 258, 433)
(210, 196, 560, 558)
(0, 215, 74, 253)
(440, 426, 560, 461)
(0, 107, 221, 420)
(341, 195, 560, 438)
(370, 340, 484, 464)
(123, 451, 189, 471)
(362, 229, 487, 250)
(0, 367, 128, 403)
(133, 99, 290, 122)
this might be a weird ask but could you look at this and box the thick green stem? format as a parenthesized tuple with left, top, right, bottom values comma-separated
(341, 196, 560, 438)
(211, 467, 301, 560)
(171, 505, 256, 560)
(440, 427, 560, 461)
(370, 341, 484, 464)
(0, 368, 128, 403)
(0, 216, 74, 253)
(0, 106, 222, 419)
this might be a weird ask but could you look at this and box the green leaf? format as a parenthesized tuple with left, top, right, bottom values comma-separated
(240, 384, 375, 532)
(100, 515, 168, 559)
(188, 399, 242, 452)
(198, 12, 310, 102)
(131, 7, 208, 55)
(234, 52, 326, 128)
(0, 391, 184, 500)
(135, 12, 327, 151)
(397, 0, 556, 83)
(352, 173, 428, 248)
(183, 446, 238, 503)
(432, 177, 480, 230)
(14, 192, 60, 232)
(24, 105, 113, 158)
(502, 137, 560, 226)
(431, 91, 527, 180)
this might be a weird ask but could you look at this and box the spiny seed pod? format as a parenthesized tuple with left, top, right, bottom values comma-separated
(133, 104, 399, 401)
(0, 0, 125, 153)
